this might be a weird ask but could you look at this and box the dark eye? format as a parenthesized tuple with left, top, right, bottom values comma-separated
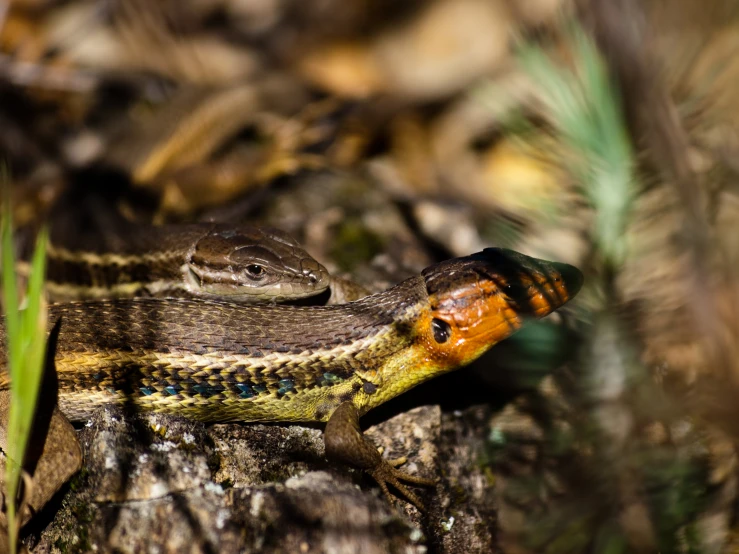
(431, 318, 451, 343)
(246, 264, 265, 277)
(504, 282, 528, 302)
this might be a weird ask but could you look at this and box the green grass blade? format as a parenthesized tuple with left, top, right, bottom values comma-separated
(2, 206, 48, 553)
(18, 227, 47, 399)
(517, 26, 634, 266)
(1, 201, 19, 377)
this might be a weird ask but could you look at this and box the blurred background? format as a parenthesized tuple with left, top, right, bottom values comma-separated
(3, 0, 739, 552)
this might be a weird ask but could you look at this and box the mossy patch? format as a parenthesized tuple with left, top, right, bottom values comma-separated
(330, 218, 385, 273)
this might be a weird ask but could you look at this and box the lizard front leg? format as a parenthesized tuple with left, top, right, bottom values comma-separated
(323, 401, 436, 510)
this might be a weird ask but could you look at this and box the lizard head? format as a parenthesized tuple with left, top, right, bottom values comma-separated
(416, 248, 583, 367)
(184, 225, 331, 302)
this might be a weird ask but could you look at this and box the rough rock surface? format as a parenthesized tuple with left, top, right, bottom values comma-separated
(30, 404, 499, 553)
(431, 407, 499, 553)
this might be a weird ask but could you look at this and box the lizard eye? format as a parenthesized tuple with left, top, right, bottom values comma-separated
(503, 282, 528, 305)
(431, 318, 451, 343)
(246, 264, 265, 278)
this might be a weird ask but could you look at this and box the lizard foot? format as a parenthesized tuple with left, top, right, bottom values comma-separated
(325, 401, 437, 510)
(368, 456, 437, 511)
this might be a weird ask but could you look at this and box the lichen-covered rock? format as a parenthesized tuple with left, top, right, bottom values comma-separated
(226, 472, 421, 554)
(76, 406, 215, 503)
(30, 403, 502, 553)
(210, 423, 325, 487)
(432, 408, 500, 553)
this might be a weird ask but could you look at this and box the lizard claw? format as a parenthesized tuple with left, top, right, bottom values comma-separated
(368, 457, 437, 512)
(386, 456, 407, 468)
